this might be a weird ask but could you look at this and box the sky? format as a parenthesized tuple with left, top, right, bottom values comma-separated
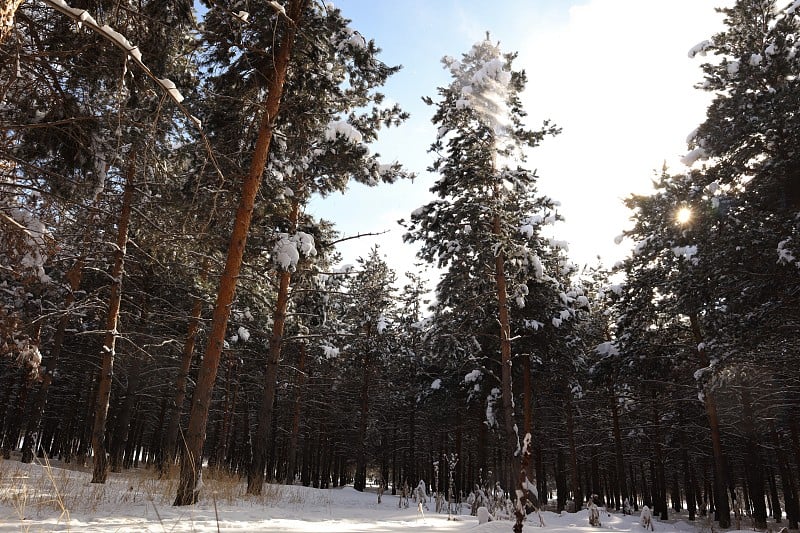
(309, 0, 731, 284)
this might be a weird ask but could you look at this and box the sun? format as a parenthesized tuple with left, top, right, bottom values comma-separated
(676, 207, 692, 224)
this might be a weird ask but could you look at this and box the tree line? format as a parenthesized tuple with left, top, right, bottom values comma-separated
(0, 0, 798, 530)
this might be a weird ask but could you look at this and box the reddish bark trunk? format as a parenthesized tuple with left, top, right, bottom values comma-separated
(91, 157, 135, 484)
(159, 259, 207, 477)
(247, 198, 300, 495)
(690, 313, 730, 528)
(285, 343, 308, 484)
(174, 0, 306, 506)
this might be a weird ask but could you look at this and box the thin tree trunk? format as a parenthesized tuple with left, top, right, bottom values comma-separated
(21, 257, 84, 463)
(247, 197, 301, 495)
(651, 396, 668, 520)
(159, 259, 208, 477)
(109, 353, 142, 472)
(690, 313, 730, 528)
(610, 387, 628, 509)
(91, 157, 135, 484)
(285, 343, 308, 484)
(174, 0, 306, 506)
(565, 393, 581, 509)
(354, 338, 373, 492)
(741, 390, 767, 529)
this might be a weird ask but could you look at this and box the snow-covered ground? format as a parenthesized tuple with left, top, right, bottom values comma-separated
(0, 458, 740, 532)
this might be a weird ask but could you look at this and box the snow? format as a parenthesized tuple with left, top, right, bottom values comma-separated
(596, 341, 619, 357)
(464, 369, 482, 383)
(157, 78, 185, 104)
(268, 0, 286, 17)
(321, 345, 340, 358)
(272, 232, 317, 271)
(430, 378, 442, 390)
(376, 314, 388, 333)
(237, 326, 250, 343)
(671, 245, 699, 264)
(777, 238, 796, 265)
(688, 39, 713, 58)
(680, 147, 706, 167)
(325, 120, 364, 144)
(0, 460, 718, 533)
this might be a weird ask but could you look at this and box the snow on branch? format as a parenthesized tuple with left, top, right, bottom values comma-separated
(42, 0, 198, 126)
(42, 0, 226, 181)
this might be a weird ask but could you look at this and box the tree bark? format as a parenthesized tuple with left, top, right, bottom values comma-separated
(159, 259, 208, 477)
(285, 343, 308, 484)
(247, 198, 301, 495)
(740, 390, 767, 529)
(565, 393, 581, 509)
(651, 396, 668, 520)
(91, 157, 135, 484)
(21, 257, 84, 463)
(354, 333, 373, 492)
(174, 0, 306, 506)
(610, 387, 628, 509)
(109, 353, 142, 472)
(690, 313, 730, 528)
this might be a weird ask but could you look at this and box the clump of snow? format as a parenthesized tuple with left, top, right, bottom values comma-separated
(596, 341, 619, 357)
(321, 345, 340, 359)
(681, 147, 707, 167)
(325, 120, 363, 144)
(672, 245, 699, 264)
(777, 238, 796, 265)
(237, 326, 250, 343)
(688, 39, 714, 58)
(464, 369, 482, 383)
(375, 314, 388, 333)
(272, 231, 317, 272)
(430, 378, 442, 390)
(157, 78, 184, 103)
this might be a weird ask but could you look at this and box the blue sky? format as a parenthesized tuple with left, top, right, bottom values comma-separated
(309, 0, 729, 282)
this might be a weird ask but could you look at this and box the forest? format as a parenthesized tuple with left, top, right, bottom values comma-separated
(0, 0, 799, 531)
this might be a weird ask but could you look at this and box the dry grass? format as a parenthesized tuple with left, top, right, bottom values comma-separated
(0, 454, 322, 530)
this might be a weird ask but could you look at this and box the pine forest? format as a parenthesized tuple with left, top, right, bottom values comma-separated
(0, 1, 799, 531)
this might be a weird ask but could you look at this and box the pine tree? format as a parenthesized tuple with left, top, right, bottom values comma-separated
(402, 36, 560, 532)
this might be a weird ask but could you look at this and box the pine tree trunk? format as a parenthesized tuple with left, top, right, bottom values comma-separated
(773, 423, 800, 529)
(109, 353, 142, 472)
(651, 397, 668, 520)
(690, 313, 731, 528)
(21, 257, 84, 463)
(610, 388, 628, 509)
(2, 373, 32, 458)
(768, 466, 782, 522)
(681, 430, 696, 521)
(741, 390, 767, 529)
(174, 0, 306, 506)
(91, 157, 135, 484)
(354, 338, 373, 492)
(285, 343, 307, 485)
(565, 393, 581, 509)
(159, 260, 207, 477)
(247, 241, 296, 494)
